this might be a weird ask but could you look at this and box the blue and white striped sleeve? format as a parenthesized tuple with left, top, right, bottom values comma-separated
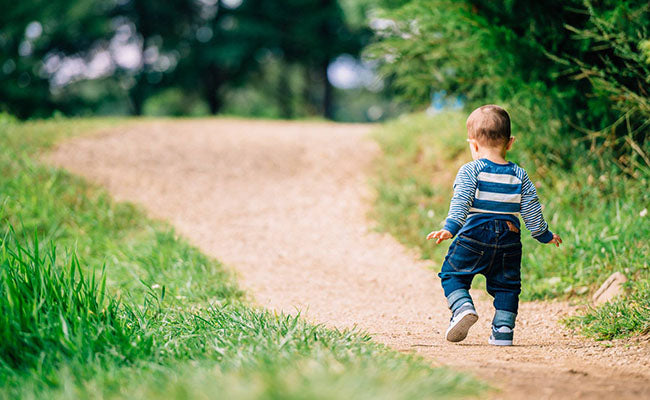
(519, 169, 553, 243)
(443, 163, 478, 236)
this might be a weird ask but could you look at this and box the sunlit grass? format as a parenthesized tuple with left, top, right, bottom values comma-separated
(0, 115, 484, 399)
(0, 232, 138, 375)
(371, 111, 650, 340)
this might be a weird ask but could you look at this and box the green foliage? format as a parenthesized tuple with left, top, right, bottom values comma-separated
(0, 118, 484, 398)
(1, 0, 371, 120)
(560, 2, 650, 172)
(142, 89, 210, 117)
(0, 0, 113, 118)
(366, 0, 650, 172)
(371, 111, 650, 339)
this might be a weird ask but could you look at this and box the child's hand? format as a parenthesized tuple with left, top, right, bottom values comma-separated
(427, 230, 452, 244)
(549, 233, 563, 247)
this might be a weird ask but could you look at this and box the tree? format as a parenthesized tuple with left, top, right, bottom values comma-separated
(243, 0, 369, 119)
(109, 0, 198, 115)
(366, 0, 649, 170)
(172, 0, 263, 115)
(1, 0, 372, 120)
(0, 0, 112, 118)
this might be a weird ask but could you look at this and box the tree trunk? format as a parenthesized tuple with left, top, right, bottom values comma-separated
(206, 88, 222, 115)
(278, 65, 293, 119)
(321, 60, 334, 120)
(129, 76, 146, 116)
(131, 96, 143, 116)
(204, 64, 224, 115)
(317, 0, 336, 120)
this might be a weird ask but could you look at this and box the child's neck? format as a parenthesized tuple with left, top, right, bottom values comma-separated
(477, 148, 508, 164)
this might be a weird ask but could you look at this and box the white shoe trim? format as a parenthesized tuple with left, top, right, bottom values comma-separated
(445, 309, 478, 343)
(488, 338, 513, 346)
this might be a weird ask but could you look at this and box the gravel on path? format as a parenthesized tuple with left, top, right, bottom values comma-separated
(48, 119, 650, 399)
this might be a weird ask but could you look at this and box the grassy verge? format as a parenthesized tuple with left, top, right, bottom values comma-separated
(371, 112, 649, 340)
(0, 114, 483, 399)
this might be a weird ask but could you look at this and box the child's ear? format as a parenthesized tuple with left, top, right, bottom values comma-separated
(506, 136, 516, 151)
(472, 140, 480, 152)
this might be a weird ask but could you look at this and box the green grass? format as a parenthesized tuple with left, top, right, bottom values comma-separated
(371, 111, 650, 340)
(0, 114, 484, 399)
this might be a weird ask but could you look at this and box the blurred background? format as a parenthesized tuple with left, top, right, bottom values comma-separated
(2, 0, 402, 122)
(1, 0, 649, 148)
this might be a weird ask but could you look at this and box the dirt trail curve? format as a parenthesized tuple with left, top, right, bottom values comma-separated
(48, 119, 649, 399)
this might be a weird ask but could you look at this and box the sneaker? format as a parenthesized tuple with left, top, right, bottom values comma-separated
(488, 326, 514, 346)
(445, 303, 479, 342)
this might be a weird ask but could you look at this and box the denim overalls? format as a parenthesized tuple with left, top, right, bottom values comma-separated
(439, 219, 522, 322)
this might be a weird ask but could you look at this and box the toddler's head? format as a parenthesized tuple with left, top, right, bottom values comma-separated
(466, 105, 514, 159)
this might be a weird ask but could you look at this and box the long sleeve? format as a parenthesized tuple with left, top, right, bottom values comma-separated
(443, 164, 478, 236)
(519, 171, 553, 243)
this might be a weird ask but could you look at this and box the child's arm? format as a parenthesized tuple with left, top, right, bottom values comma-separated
(520, 170, 561, 245)
(427, 163, 478, 243)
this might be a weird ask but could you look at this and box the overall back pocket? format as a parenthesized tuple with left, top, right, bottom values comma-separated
(449, 239, 484, 272)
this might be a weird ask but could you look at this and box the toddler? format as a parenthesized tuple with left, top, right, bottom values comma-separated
(427, 105, 561, 346)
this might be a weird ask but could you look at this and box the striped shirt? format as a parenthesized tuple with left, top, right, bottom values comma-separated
(443, 158, 553, 243)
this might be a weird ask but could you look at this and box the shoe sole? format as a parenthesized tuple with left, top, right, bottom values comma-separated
(445, 310, 478, 342)
(488, 338, 513, 346)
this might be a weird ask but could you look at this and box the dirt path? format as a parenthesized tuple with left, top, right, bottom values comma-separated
(48, 119, 649, 399)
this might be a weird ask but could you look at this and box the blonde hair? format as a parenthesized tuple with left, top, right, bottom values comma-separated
(466, 105, 511, 147)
